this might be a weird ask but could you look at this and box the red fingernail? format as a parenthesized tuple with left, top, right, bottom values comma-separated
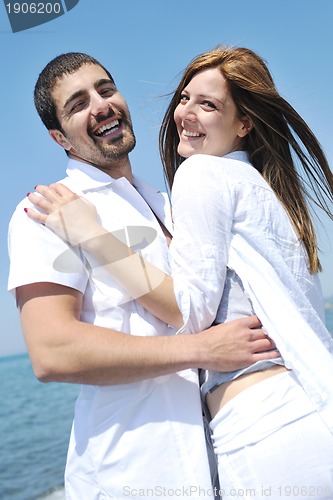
(27, 192, 31, 197)
(24, 208, 28, 213)
(34, 185, 38, 189)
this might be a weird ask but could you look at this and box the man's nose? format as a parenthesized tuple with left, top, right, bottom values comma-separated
(90, 93, 111, 117)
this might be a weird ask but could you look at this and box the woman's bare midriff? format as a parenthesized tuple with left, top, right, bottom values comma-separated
(206, 364, 289, 419)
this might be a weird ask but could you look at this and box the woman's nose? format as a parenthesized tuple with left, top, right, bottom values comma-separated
(178, 101, 197, 122)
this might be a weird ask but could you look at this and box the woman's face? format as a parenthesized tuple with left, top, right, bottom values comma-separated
(174, 68, 251, 158)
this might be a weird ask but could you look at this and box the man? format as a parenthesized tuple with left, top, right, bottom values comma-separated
(8, 53, 276, 499)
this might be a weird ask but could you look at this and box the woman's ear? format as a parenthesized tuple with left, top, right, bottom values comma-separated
(238, 115, 254, 138)
(49, 129, 72, 151)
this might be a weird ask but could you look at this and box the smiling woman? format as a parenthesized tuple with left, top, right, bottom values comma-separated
(159, 46, 333, 498)
(174, 68, 253, 158)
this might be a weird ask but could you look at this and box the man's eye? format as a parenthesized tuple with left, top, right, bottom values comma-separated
(100, 87, 115, 97)
(71, 101, 86, 113)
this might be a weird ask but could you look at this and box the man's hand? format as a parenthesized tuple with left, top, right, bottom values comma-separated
(195, 315, 278, 372)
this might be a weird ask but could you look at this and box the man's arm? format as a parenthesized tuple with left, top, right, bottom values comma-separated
(17, 282, 278, 385)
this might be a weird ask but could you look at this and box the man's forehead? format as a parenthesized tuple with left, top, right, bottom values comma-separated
(52, 64, 113, 103)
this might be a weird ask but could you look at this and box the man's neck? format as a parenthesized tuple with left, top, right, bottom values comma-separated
(69, 153, 133, 184)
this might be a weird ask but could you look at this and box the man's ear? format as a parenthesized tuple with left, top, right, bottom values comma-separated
(49, 129, 72, 151)
(238, 115, 254, 138)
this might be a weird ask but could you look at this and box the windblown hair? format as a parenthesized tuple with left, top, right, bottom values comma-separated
(159, 46, 333, 273)
(34, 52, 115, 132)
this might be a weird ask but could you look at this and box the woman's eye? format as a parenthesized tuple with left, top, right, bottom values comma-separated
(202, 100, 216, 109)
(179, 94, 189, 103)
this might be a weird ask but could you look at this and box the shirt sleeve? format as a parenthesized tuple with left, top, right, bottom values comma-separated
(169, 155, 234, 333)
(8, 198, 89, 298)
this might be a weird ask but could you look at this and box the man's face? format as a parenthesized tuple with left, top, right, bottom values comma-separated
(51, 63, 136, 170)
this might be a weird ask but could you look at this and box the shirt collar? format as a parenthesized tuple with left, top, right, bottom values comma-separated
(132, 175, 162, 196)
(133, 175, 173, 234)
(65, 159, 164, 195)
(224, 150, 251, 164)
(66, 158, 122, 191)
(64, 159, 172, 232)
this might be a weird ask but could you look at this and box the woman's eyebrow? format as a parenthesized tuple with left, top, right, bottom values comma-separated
(198, 93, 224, 105)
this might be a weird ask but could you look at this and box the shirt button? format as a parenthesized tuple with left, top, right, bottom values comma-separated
(313, 393, 323, 404)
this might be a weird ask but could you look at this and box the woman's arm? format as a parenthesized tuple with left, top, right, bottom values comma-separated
(26, 184, 183, 328)
(170, 155, 234, 333)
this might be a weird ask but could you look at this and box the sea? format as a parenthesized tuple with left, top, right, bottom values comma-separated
(0, 353, 78, 500)
(1, 309, 333, 500)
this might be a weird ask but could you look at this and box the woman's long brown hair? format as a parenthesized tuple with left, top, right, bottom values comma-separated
(159, 46, 333, 273)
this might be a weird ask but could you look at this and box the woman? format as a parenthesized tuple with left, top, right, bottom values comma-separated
(27, 46, 333, 498)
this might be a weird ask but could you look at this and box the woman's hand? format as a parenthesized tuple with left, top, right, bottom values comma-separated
(26, 183, 105, 245)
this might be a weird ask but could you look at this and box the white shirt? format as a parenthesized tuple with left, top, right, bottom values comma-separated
(170, 152, 333, 434)
(8, 159, 214, 499)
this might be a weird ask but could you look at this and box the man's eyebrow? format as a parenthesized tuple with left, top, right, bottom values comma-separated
(63, 79, 115, 109)
(95, 78, 115, 88)
(63, 90, 85, 110)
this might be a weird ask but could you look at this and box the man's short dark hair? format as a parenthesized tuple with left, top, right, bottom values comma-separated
(34, 52, 115, 131)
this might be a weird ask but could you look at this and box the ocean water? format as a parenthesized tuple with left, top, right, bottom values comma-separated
(1, 309, 333, 500)
(0, 355, 78, 500)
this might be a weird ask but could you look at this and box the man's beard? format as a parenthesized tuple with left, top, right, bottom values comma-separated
(92, 126, 136, 163)
(89, 109, 136, 164)
(66, 114, 136, 168)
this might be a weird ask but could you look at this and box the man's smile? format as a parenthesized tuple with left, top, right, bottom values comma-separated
(94, 119, 121, 138)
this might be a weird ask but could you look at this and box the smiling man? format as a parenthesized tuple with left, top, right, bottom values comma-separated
(7, 52, 275, 499)
(37, 56, 136, 178)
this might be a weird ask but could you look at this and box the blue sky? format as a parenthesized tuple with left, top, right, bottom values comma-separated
(1, 0, 332, 357)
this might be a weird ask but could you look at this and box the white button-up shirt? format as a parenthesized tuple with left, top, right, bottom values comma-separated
(170, 152, 333, 434)
(8, 159, 214, 499)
